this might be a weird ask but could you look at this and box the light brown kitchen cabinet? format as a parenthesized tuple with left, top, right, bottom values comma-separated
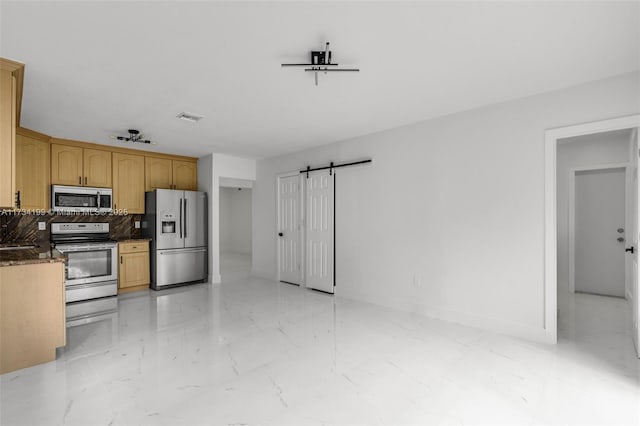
(0, 58, 23, 209)
(50, 144, 83, 186)
(172, 160, 198, 190)
(145, 157, 197, 191)
(51, 143, 111, 187)
(112, 152, 145, 213)
(16, 130, 50, 210)
(83, 148, 111, 187)
(145, 156, 173, 191)
(1, 262, 66, 374)
(118, 241, 150, 292)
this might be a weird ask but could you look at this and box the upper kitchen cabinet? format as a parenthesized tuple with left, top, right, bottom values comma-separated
(112, 152, 145, 213)
(0, 58, 24, 209)
(172, 160, 198, 191)
(145, 157, 198, 191)
(51, 142, 111, 188)
(16, 128, 50, 210)
(51, 144, 83, 186)
(83, 148, 111, 187)
(145, 156, 173, 191)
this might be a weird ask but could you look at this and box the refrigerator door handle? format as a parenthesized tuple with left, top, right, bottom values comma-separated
(179, 198, 183, 239)
(159, 248, 207, 255)
(184, 198, 187, 239)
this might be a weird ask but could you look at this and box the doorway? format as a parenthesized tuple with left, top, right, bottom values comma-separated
(571, 166, 627, 297)
(546, 116, 640, 358)
(219, 185, 252, 276)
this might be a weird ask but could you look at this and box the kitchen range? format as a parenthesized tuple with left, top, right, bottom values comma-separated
(51, 222, 118, 325)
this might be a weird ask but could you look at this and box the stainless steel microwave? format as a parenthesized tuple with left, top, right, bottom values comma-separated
(51, 185, 113, 213)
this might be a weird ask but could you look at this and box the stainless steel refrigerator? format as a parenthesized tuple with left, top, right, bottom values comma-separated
(143, 189, 208, 290)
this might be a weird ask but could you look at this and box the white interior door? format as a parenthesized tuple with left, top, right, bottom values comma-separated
(574, 168, 626, 297)
(278, 175, 301, 285)
(631, 129, 640, 357)
(305, 170, 335, 293)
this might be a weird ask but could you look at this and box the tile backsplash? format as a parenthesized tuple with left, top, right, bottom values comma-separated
(0, 213, 143, 245)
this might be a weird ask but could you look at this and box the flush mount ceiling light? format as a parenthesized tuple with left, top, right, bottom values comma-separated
(281, 41, 360, 86)
(177, 112, 204, 123)
(109, 129, 155, 145)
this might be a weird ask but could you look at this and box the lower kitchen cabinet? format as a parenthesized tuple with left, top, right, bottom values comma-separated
(118, 241, 150, 293)
(0, 262, 66, 374)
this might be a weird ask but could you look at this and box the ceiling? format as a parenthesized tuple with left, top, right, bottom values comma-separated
(1, 1, 638, 159)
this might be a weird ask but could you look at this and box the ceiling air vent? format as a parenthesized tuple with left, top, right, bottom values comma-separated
(177, 112, 204, 123)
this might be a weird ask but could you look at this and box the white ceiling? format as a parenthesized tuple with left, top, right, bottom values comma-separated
(1, 1, 638, 159)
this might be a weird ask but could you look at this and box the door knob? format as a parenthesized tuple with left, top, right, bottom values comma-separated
(278, 232, 283, 237)
(617, 228, 625, 233)
(617, 237, 625, 242)
(625, 246, 635, 254)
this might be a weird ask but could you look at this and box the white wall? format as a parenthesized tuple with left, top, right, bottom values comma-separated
(556, 130, 631, 292)
(219, 187, 252, 254)
(197, 154, 215, 281)
(199, 153, 256, 283)
(252, 71, 640, 342)
(219, 187, 232, 251)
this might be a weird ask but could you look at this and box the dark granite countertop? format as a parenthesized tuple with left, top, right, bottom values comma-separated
(0, 243, 66, 267)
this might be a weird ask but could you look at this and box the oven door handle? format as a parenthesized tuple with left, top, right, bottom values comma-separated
(57, 245, 117, 252)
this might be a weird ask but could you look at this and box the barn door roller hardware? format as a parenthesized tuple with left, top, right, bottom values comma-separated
(281, 42, 360, 86)
(300, 159, 372, 178)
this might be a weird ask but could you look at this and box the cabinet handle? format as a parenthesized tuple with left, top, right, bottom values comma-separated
(84, 176, 87, 185)
(120, 256, 123, 264)
(79, 176, 82, 185)
(15, 191, 20, 209)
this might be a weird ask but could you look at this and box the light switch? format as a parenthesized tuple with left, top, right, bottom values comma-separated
(38, 222, 46, 231)
(134, 220, 141, 229)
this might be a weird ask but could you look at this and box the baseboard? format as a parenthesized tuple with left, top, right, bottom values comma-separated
(336, 291, 549, 344)
(251, 268, 276, 281)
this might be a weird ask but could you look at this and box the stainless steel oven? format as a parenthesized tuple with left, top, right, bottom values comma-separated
(52, 185, 113, 213)
(51, 223, 118, 304)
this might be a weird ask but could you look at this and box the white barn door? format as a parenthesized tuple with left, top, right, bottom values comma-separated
(305, 170, 335, 293)
(278, 175, 301, 285)
(631, 129, 640, 357)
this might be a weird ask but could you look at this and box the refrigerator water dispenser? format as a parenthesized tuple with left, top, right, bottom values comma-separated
(161, 213, 176, 234)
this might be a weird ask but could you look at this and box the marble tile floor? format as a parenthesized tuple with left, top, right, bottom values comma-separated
(1, 252, 639, 426)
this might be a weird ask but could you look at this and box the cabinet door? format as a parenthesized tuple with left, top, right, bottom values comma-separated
(51, 144, 83, 186)
(0, 69, 16, 208)
(145, 157, 173, 191)
(119, 251, 150, 289)
(83, 148, 111, 187)
(112, 153, 145, 213)
(172, 160, 198, 191)
(16, 134, 50, 210)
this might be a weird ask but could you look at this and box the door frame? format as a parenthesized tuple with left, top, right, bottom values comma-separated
(275, 171, 305, 285)
(568, 163, 630, 294)
(544, 114, 640, 344)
